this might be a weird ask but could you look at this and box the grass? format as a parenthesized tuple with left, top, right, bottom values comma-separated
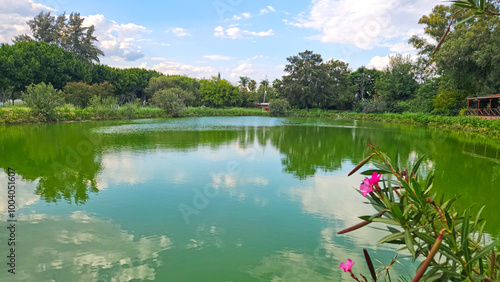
(289, 109, 500, 137)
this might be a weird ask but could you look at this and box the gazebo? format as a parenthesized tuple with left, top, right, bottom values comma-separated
(467, 94, 500, 116)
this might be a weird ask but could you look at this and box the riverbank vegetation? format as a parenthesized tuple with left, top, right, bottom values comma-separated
(3, 4, 500, 124)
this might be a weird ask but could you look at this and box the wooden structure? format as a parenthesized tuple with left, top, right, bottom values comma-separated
(467, 94, 500, 116)
(256, 103, 269, 111)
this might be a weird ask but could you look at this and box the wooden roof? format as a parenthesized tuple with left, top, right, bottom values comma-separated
(467, 94, 500, 100)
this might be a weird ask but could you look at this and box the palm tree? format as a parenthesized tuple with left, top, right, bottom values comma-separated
(239, 76, 249, 90)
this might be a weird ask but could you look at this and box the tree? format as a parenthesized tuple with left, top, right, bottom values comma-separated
(199, 77, 242, 107)
(22, 11, 103, 64)
(375, 54, 418, 112)
(145, 75, 200, 105)
(22, 82, 64, 119)
(0, 41, 91, 92)
(238, 76, 250, 90)
(152, 89, 186, 117)
(316, 59, 356, 110)
(410, 4, 500, 113)
(349, 66, 382, 101)
(282, 50, 323, 112)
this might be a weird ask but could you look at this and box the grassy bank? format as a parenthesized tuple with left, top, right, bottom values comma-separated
(289, 109, 500, 137)
(0, 106, 268, 124)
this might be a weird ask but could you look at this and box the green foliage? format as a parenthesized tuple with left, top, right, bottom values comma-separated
(152, 89, 186, 117)
(282, 51, 355, 111)
(89, 95, 118, 119)
(64, 81, 115, 108)
(24, 11, 104, 63)
(91, 65, 161, 102)
(0, 41, 91, 92)
(180, 107, 268, 117)
(199, 77, 242, 108)
(22, 82, 64, 120)
(63, 82, 91, 108)
(145, 75, 199, 105)
(349, 66, 382, 101)
(282, 50, 323, 111)
(269, 98, 291, 117)
(375, 55, 419, 112)
(355, 99, 387, 113)
(340, 145, 500, 281)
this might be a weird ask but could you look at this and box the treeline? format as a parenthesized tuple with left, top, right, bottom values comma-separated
(2, 4, 500, 118)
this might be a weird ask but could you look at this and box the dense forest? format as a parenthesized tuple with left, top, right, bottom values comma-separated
(1, 3, 500, 118)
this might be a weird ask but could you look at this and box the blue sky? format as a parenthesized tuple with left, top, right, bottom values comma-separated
(0, 0, 441, 83)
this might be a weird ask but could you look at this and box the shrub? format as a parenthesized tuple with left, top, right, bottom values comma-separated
(22, 82, 64, 120)
(89, 96, 119, 119)
(269, 98, 290, 117)
(152, 89, 186, 117)
(356, 99, 387, 113)
(339, 144, 500, 281)
(64, 82, 92, 108)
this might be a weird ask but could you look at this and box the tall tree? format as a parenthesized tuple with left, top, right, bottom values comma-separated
(20, 11, 103, 64)
(375, 54, 418, 112)
(349, 66, 381, 101)
(316, 59, 356, 110)
(0, 42, 91, 92)
(282, 50, 323, 112)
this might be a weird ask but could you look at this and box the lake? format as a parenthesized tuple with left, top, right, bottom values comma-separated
(0, 116, 499, 281)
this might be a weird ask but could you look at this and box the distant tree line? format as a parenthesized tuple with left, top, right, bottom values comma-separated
(3, 3, 500, 116)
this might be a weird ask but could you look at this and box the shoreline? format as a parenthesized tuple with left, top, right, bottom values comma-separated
(1, 107, 500, 139)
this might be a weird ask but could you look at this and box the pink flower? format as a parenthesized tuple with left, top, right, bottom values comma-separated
(339, 259, 354, 272)
(71, 112, 76, 115)
(369, 172, 381, 186)
(360, 178, 374, 197)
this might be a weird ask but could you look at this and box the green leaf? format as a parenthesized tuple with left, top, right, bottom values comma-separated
(405, 229, 417, 259)
(372, 218, 400, 225)
(390, 204, 404, 222)
(411, 155, 425, 178)
(378, 231, 405, 244)
(469, 239, 500, 265)
(360, 169, 391, 176)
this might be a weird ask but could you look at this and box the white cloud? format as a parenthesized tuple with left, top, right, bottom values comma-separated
(389, 41, 416, 53)
(0, 0, 54, 43)
(367, 53, 418, 70)
(242, 12, 252, 19)
(84, 14, 151, 61)
(167, 27, 191, 37)
(204, 55, 233, 61)
(152, 59, 218, 79)
(214, 26, 274, 39)
(288, 0, 437, 50)
(258, 6, 276, 15)
(367, 55, 392, 70)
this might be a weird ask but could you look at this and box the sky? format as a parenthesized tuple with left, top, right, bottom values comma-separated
(0, 0, 442, 83)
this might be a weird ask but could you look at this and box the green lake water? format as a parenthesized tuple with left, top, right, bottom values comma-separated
(0, 116, 499, 281)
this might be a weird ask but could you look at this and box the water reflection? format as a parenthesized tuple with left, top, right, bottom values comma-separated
(2, 211, 171, 281)
(0, 117, 499, 280)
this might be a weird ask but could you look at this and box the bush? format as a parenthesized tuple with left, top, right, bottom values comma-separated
(64, 82, 92, 108)
(152, 89, 186, 117)
(356, 99, 387, 113)
(89, 96, 119, 119)
(269, 98, 290, 117)
(22, 82, 64, 120)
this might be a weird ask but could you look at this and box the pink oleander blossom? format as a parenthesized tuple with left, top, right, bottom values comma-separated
(369, 172, 381, 186)
(339, 259, 354, 272)
(360, 178, 373, 197)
